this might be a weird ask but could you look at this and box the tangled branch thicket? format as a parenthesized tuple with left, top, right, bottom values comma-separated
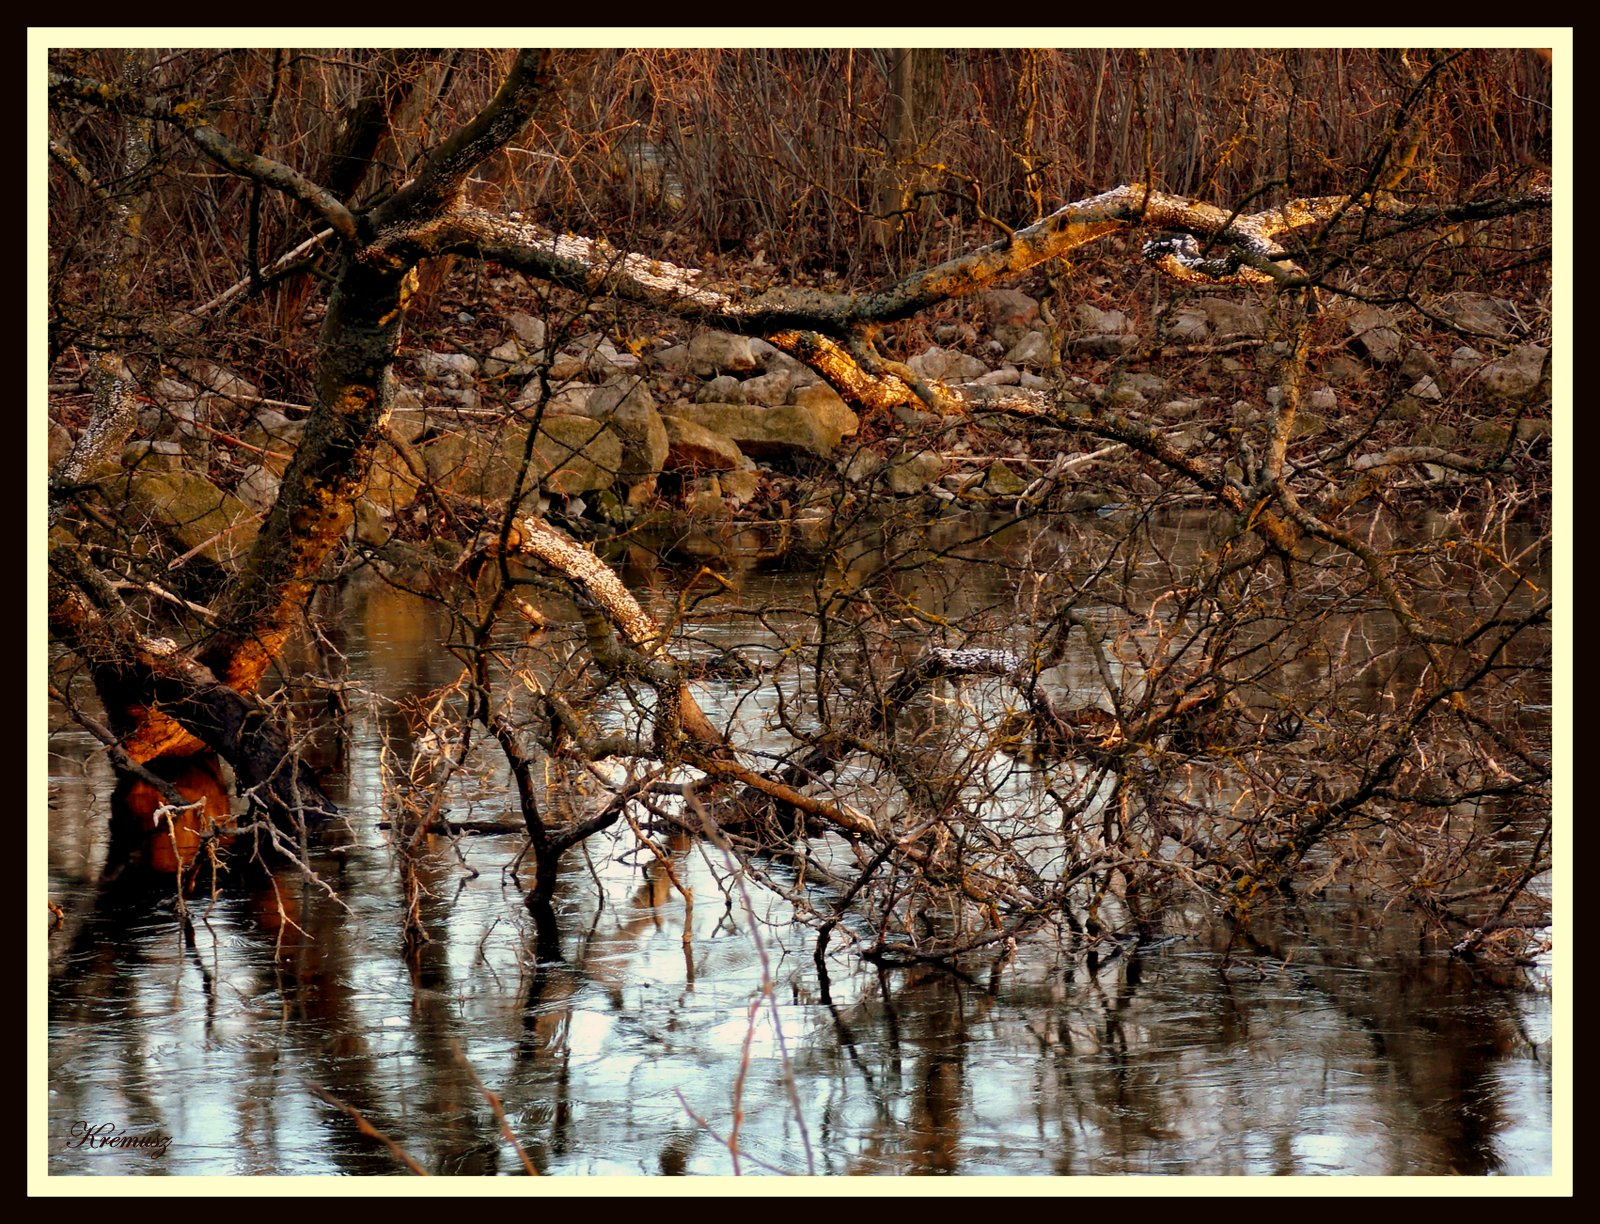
(46, 47, 1553, 973)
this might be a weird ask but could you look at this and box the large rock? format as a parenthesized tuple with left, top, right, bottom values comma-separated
(669, 389, 859, 461)
(688, 330, 759, 376)
(1202, 298, 1268, 340)
(661, 414, 749, 472)
(421, 415, 623, 502)
(1425, 293, 1519, 340)
(578, 377, 670, 491)
(1477, 344, 1549, 401)
(908, 345, 988, 382)
(1345, 306, 1403, 364)
(983, 288, 1041, 349)
(125, 470, 259, 570)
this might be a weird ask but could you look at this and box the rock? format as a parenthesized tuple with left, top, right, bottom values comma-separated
(416, 350, 479, 385)
(684, 476, 727, 515)
(718, 468, 763, 506)
(696, 375, 745, 404)
(363, 437, 423, 516)
(519, 382, 601, 415)
(908, 345, 989, 382)
(1004, 330, 1054, 368)
(975, 366, 1021, 386)
(120, 440, 186, 472)
(1320, 354, 1365, 384)
(983, 288, 1041, 348)
(1076, 303, 1131, 334)
(1408, 375, 1444, 401)
(670, 389, 859, 462)
(1308, 387, 1338, 413)
(48, 422, 74, 468)
(583, 376, 669, 489)
(934, 321, 978, 347)
(688, 330, 758, 376)
(240, 410, 305, 472)
(483, 337, 542, 379)
(421, 415, 623, 502)
(1477, 344, 1548, 400)
(125, 470, 259, 569)
(234, 464, 281, 513)
(886, 450, 947, 495)
(175, 359, 258, 400)
(650, 343, 696, 376)
(506, 311, 547, 350)
(1345, 307, 1403, 365)
(983, 460, 1030, 497)
(1071, 333, 1136, 357)
(839, 448, 886, 484)
(151, 376, 199, 403)
(1160, 398, 1208, 421)
(1413, 423, 1458, 448)
(790, 383, 861, 449)
(1291, 411, 1327, 438)
(1426, 292, 1519, 339)
(1122, 373, 1169, 401)
(1400, 346, 1440, 380)
(1449, 345, 1484, 372)
(739, 370, 792, 405)
(661, 413, 749, 472)
(1169, 308, 1209, 341)
(1202, 298, 1267, 339)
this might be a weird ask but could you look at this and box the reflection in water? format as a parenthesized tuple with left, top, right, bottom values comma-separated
(45, 542, 1553, 1179)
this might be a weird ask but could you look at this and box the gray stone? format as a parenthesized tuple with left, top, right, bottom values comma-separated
(1076, 303, 1131, 334)
(234, 464, 282, 513)
(1071, 333, 1136, 356)
(48, 422, 74, 468)
(1477, 345, 1549, 400)
(739, 370, 792, 405)
(983, 460, 1030, 497)
(421, 415, 623, 502)
(121, 440, 186, 472)
(1203, 298, 1267, 339)
(175, 359, 258, 401)
(689, 330, 758, 376)
(650, 343, 695, 375)
(975, 366, 1021, 386)
(696, 375, 745, 404)
(506, 311, 547, 349)
(1426, 292, 1519, 339)
(416, 350, 479, 384)
(887, 451, 947, 495)
(1408, 375, 1444, 402)
(484, 337, 542, 379)
(1320, 354, 1365, 384)
(839, 448, 886, 484)
(1169, 308, 1210, 341)
(1004, 331, 1054, 368)
(908, 346, 988, 382)
(151, 376, 199, 403)
(582, 377, 669, 488)
(1400, 346, 1440, 380)
(1346, 307, 1403, 364)
(984, 288, 1041, 348)
(125, 470, 259, 568)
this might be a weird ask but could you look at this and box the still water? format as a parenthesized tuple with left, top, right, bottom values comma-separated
(44, 541, 1554, 1180)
